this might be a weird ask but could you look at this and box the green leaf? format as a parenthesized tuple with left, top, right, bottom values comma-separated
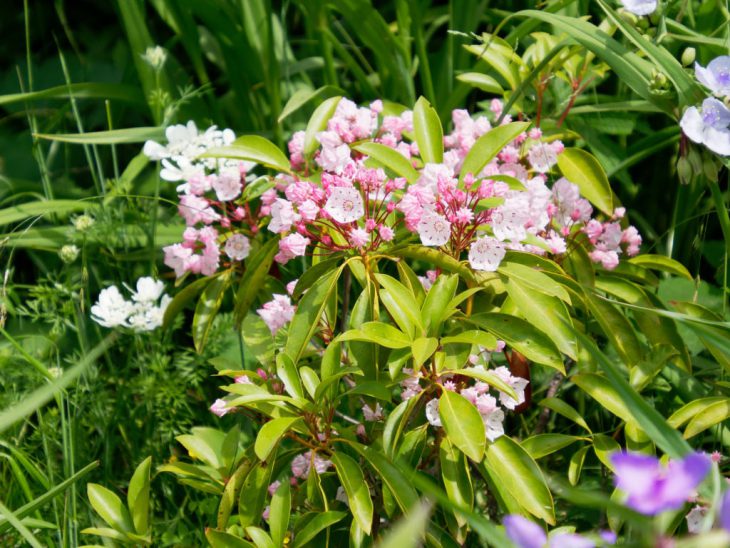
(539, 398, 592, 434)
(217, 458, 254, 529)
(382, 395, 423, 459)
(412, 96, 443, 164)
(193, 271, 232, 353)
(668, 397, 729, 429)
(338, 322, 411, 349)
(331, 452, 373, 534)
(441, 330, 498, 349)
(276, 353, 304, 400)
(485, 436, 555, 524)
(570, 327, 693, 459)
(583, 292, 643, 367)
(440, 438, 473, 529)
(234, 238, 279, 326)
(497, 260, 570, 303)
(286, 267, 343, 364)
(278, 85, 343, 123)
(628, 255, 692, 280)
(521, 435, 582, 460)
(245, 527, 275, 548)
(420, 274, 459, 335)
(504, 276, 577, 359)
(683, 400, 730, 439)
(0, 200, 95, 226)
(0, 82, 145, 106)
(292, 256, 343, 300)
(557, 148, 613, 216)
(573, 373, 637, 425)
(376, 501, 432, 548)
(389, 245, 477, 284)
(375, 273, 424, 337)
(206, 529, 255, 548)
(87, 484, 134, 533)
(239, 462, 273, 529)
(468, 313, 564, 373)
(204, 135, 291, 174)
(354, 142, 419, 183)
(304, 96, 342, 156)
(456, 72, 503, 94)
(163, 275, 216, 330)
(439, 390, 486, 462)
(412, 337, 438, 368)
(269, 481, 291, 547)
(448, 368, 517, 401)
(127, 456, 152, 535)
(292, 512, 347, 548)
(346, 442, 419, 512)
(254, 417, 302, 461)
(459, 122, 530, 183)
(568, 446, 590, 486)
(300, 366, 321, 399)
(35, 127, 164, 144)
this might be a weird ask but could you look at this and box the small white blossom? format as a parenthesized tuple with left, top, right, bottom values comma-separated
(468, 237, 506, 271)
(224, 234, 251, 261)
(91, 286, 134, 328)
(621, 0, 657, 16)
(417, 210, 451, 246)
(324, 187, 364, 223)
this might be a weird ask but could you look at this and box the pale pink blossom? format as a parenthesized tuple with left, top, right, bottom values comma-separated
(417, 210, 451, 246)
(212, 172, 242, 201)
(468, 237, 506, 271)
(257, 294, 296, 334)
(324, 187, 364, 223)
(268, 199, 299, 234)
(275, 233, 310, 264)
(224, 233, 251, 260)
(362, 403, 384, 421)
(350, 227, 370, 248)
(210, 399, 230, 417)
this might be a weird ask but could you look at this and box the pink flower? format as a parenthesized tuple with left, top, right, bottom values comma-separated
(268, 199, 299, 234)
(224, 233, 251, 261)
(468, 237, 506, 271)
(362, 403, 384, 421)
(317, 143, 351, 173)
(324, 187, 364, 223)
(235, 375, 252, 384)
(211, 172, 242, 201)
(275, 233, 310, 264)
(417, 210, 451, 246)
(350, 227, 370, 248)
(257, 294, 296, 334)
(179, 194, 220, 226)
(378, 225, 394, 241)
(210, 399, 230, 417)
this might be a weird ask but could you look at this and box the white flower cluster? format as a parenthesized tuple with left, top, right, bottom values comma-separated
(91, 277, 171, 332)
(143, 121, 254, 189)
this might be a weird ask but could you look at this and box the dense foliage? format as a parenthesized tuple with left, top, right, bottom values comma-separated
(1, 1, 729, 547)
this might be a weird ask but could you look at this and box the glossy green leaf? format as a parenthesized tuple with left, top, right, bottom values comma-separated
(568, 445, 590, 486)
(239, 462, 273, 529)
(539, 398, 592, 434)
(469, 313, 564, 372)
(683, 400, 730, 439)
(448, 369, 517, 400)
(0, 200, 95, 226)
(628, 255, 692, 280)
(278, 85, 343, 123)
(269, 481, 291, 547)
(87, 484, 134, 533)
(459, 122, 530, 183)
(304, 96, 342, 156)
(504, 276, 577, 359)
(557, 148, 613, 216)
(668, 397, 728, 429)
(338, 322, 411, 349)
(376, 501, 432, 548)
(276, 353, 304, 400)
(234, 238, 279, 326)
(440, 330, 498, 349)
(204, 135, 291, 173)
(412, 337, 438, 368)
(331, 452, 373, 534)
(521, 435, 583, 460)
(573, 373, 638, 426)
(193, 271, 232, 353)
(498, 261, 570, 303)
(0, 82, 145, 106)
(592, 434, 621, 471)
(583, 292, 643, 367)
(412, 96, 443, 164)
(420, 274, 459, 335)
(355, 142, 419, 183)
(35, 127, 164, 144)
(485, 436, 555, 524)
(127, 456, 152, 535)
(163, 275, 217, 330)
(439, 390, 486, 462)
(217, 458, 254, 529)
(292, 512, 347, 548)
(389, 245, 477, 284)
(456, 72, 503, 94)
(375, 274, 424, 337)
(206, 529, 255, 548)
(246, 526, 275, 548)
(286, 267, 343, 364)
(254, 417, 302, 461)
(382, 395, 423, 459)
(440, 438, 473, 529)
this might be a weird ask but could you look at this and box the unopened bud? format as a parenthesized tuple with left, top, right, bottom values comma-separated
(676, 157, 692, 185)
(73, 214, 95, 232)
(681, 47, 696, 67)
(59, 244, 80, 263)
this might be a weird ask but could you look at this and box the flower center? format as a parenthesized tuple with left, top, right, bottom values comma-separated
(343, 199, 354, 211)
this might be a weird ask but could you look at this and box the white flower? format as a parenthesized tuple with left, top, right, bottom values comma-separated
(210, 399, 230, 417)
(695, 56, 730, 97)
(324, 187, 364, 223)
(680, 98, 730, 156)
(685, 505, 708, 534)
(417, 210, 451, 246)
(362, 403, 384, 422)
(491, 195, 530, 242)
(483, 407, 505, 441)
(142, 46, 167, 70)
(468, 237, 506, 271)
(425, 398, 442, 427)
(268, 199, 299, 234)
(621, 0, 657, 16)
(492, 366, 529, 410)
(317, 143, 351, 173)
(224, 234, 251, 261)
(130, 277, 166, 303)
(91, 286, 133, 328)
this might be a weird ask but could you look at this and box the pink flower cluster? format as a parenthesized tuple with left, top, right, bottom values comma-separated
(583, 208, 642, 269)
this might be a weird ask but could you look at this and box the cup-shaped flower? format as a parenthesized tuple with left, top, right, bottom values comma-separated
(680, 98, 730, 156)
(695, 56, 730, 97)
(324, 187, 365, 223)
(611, 451, 712, 515)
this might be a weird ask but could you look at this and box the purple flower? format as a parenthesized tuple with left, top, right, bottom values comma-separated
(611, 452, 712, 515)
(504, 515, 546, 548)
(680, 98, 730, 156)
(695, 56, 730, 97)
(620, 0, 657, 16)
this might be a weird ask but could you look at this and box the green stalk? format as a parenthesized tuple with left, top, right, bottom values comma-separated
(708, 177, 730, 312)
(409, 0, 435, 104)
(317, 2, 338, 86)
